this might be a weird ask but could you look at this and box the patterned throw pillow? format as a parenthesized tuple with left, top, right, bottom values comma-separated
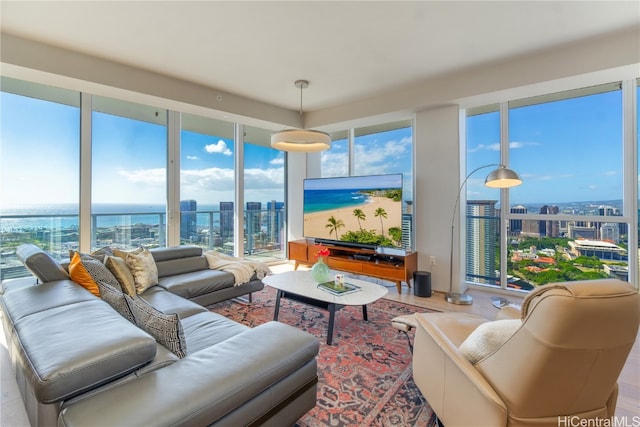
(68, 251, 121, 296)
(105, 255, 137, 296)
(96, 280, 135, 323)
(125, 294, 187, 358)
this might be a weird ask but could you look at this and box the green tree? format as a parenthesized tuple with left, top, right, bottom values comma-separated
(374, 207, 387, 237)
(352, 208, 366, 231)
(325, 216, 345, 240)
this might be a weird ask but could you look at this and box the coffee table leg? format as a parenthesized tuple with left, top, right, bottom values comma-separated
(274, 290, 282, 321)
(327, 303, 336, 345)
(362, 304, 368, 321)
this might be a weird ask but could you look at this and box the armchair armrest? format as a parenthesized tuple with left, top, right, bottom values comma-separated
(413, 312, 508, 427)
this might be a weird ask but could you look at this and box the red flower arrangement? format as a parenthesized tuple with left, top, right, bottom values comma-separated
(315, 244, 330, 258)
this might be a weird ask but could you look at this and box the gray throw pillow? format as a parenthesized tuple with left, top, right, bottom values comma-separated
(125, 294, 187, 359)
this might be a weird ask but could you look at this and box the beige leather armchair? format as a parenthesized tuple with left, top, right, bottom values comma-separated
(412, 279, 639, 427)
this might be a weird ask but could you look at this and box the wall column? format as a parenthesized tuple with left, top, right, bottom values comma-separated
(414, 105, 466, 294)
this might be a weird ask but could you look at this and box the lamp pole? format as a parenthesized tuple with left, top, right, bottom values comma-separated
(446, 164, 500, 305)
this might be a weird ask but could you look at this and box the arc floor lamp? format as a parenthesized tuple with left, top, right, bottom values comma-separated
(446, 164, 523, 305)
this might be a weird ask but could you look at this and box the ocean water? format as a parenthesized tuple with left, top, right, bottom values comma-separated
(0, 203, 225, 232)
(303, 188, 370, 214)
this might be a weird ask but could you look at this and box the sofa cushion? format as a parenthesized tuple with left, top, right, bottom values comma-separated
(157, 269, 235, 300)
(126, 294, 187, 358)
(139, 286, 206, 319)
(96, 280, 135, 323)
(179, 311, 249, 354)
(155, 256, 209, 278)
(0, 280, 95, 326)
(150, 246, 202, 262)
(13, 299, 157, 403)
(105, 255, 137, 296)
(16, 243, 69, 283)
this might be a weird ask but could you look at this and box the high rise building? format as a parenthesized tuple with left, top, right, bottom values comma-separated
(219, 201, 234, 243)
(466, 200, 498, 285)
(246, 202, 262, 253)
(509, 205, 526, 235)
(180, 200, 197, 241)
(266, 201, 285, 248)
(539, 205, 560, 237)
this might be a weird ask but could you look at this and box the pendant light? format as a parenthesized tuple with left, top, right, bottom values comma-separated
(271, 80, 331, 152)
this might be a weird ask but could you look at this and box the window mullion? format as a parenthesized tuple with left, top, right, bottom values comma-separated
(622, 79, 638, 286)
(166, 110, 181, 247)
(499, 102, 509, 290)
(79, 93, 92, 252)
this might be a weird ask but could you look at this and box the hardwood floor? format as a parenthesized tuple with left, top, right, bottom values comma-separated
(1, 263, 638, 426)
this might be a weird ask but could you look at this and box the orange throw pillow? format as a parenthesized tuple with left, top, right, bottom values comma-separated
(68, 252, 100, 297)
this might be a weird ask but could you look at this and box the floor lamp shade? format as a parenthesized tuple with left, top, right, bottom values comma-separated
(446, 164, 523, 305)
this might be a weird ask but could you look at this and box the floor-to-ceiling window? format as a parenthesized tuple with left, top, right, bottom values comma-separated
(0, 77, 291, 280)
(243, 125, 286, 261)
(321, 131, 349, 177)
(91, 97, 167, 250)
(0, 78, 80, 279)
(320, 120, 415, 250)
(465, 106, 501, 286)
(180, 114, 235, 252)
(466, 82, 634, 292)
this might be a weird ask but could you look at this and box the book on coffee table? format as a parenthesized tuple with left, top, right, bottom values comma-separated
(317, 281, 361, 296)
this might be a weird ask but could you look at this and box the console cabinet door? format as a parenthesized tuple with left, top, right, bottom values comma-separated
(289, 241, 310, 264)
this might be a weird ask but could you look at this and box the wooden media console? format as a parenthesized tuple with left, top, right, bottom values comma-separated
(288, 239, 417, 294)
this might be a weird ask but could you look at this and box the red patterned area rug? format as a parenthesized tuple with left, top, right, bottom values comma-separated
(208, 285, 437, 427)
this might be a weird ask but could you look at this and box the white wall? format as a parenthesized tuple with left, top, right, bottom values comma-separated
(414, 106, 464, 294)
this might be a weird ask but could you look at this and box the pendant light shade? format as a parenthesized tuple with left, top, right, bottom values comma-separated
(271, 80, 331, 152)
(271, 129, 331, 152)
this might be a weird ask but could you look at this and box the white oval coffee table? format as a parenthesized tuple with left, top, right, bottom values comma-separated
(263, 270, 388, 345)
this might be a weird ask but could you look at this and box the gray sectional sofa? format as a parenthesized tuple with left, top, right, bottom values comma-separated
(0, 244, 319, 427)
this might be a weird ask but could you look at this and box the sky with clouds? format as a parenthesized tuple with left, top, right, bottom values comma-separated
(0, 87, 634, 212)
(466, 88, 625, 206)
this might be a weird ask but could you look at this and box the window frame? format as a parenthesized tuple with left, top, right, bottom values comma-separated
(464, 80, 638, 292)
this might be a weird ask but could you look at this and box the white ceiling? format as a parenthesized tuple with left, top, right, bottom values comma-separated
(1, 1, 639, 114)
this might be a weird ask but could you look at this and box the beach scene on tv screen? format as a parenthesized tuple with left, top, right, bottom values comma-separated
(303, 174, 403, 248)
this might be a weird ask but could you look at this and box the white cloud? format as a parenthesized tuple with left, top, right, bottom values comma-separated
(204, 139, 232, 156)
(186, 155, 198, 160)
(468, 143, 500, 152)
(468, 141, 536, 152)
(118, 168, 166, 184)
(270, 156, 284, 165)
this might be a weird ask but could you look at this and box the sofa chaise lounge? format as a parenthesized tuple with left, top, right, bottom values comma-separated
(0, 244, 319, 427)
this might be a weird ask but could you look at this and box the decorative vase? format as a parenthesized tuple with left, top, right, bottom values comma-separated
(311, 257, 331, 283)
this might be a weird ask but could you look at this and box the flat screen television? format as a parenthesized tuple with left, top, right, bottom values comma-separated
(303, 173, 403, 250)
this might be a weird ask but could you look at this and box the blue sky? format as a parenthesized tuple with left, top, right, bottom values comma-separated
(466, 89, 625, 205)
(1, 87, 635, 210)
